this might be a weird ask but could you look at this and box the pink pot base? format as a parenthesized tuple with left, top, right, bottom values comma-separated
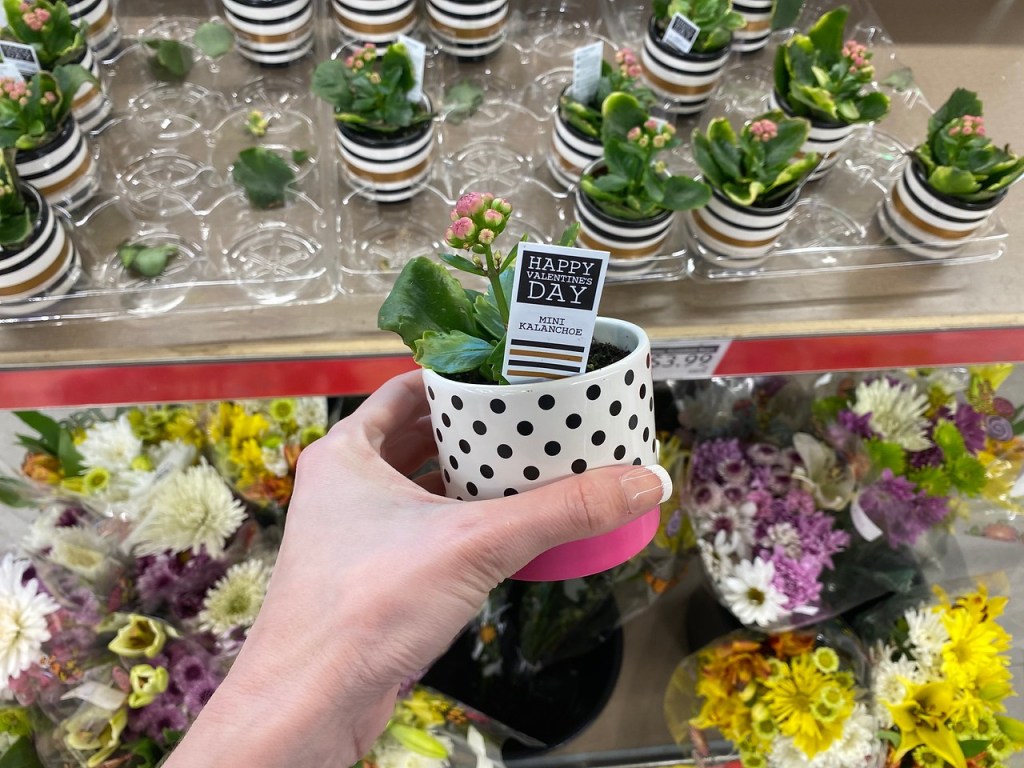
(512, 507, 660, 581)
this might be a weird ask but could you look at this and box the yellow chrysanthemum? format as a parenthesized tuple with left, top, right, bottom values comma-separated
(940, 604, 1010, 690)
(761, 653, 853, 757)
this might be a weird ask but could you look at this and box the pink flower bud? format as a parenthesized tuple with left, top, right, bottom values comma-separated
(652, 134, 666, 149)
(478, 228, 495, 244)
(450, 216, 476, 240)
(638, 134, 649, 148)
(344, 56, 354, 67)
(454, 192, 485, 217)
(626, 126, 641, 142)
(644, 118, 659, 131)
(493, 197, 512, 215)
(627, 64, 642, 78)
(482, 208, 503, 226)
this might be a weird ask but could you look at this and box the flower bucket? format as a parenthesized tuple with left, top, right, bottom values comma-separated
(330, 0, 418, 46)
(732, 0, 772, 53)
(689, 187, 800, 268)
(878, 157, 1006, 259)
(222, 0, 315, 66)
(547, 87, 603, 190)
(0, 185, 80, 317)
(66, 0, 121, 60)
(640, 17, 730, 115)
(15, 117, 98, 213)
(67, 45, 112, 133)
(426, 0, 509, 59)
(423, 317, 660, 581)
(770, 90, 855, 181)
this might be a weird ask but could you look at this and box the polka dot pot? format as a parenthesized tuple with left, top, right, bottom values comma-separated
(423, 317, 659, 581)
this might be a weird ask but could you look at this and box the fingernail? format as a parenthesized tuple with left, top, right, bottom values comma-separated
(620, 464, 673, 515)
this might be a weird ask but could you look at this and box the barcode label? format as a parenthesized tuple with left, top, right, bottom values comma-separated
(0, 41, 40, 77)
(650, 340, 730, 380)
(569, 41, 603, 104)
(662, 12, 701, 54)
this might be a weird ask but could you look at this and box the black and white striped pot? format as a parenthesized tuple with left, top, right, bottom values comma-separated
(690, 187, 799, 268)
(222, 0, 315, 66)
(331, 0, 418, 46)
(0, 186, 80, 317)
(335, 103, 435, 202)
(67, 45, 112, 133)
(423, 317, 660, 581)
(426, 0, 509, 59)
(733, 0, 772, 53)
(769, 90, 855, 182)
(640, 16, 730, 115)
(15, 118, 98, 212)
(66, 0, 121, 61)
(879, 158, 1007, 259)
(548, 89, 603, 190)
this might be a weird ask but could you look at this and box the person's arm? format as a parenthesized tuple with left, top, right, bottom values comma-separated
(164, 371, 672, 768)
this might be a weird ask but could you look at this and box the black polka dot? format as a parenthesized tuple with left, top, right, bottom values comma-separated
(614, 445, 626, 460)
(652, 438, 658, 452)
(639, 383, 647, 399)
(646, 353, 651, 368)
(628, 414, 638, 430)
(497, 444, 513, 459)
(504, 488, 518, 496)
(490, 399, 506, 414)
(609, 400, 622, 416)
(632, 457, 642, 466)
(592, 430, 606, 446)
(565, 413, 581, 429)
(450, 455, 459, 469)
(451, 395, 463, 410)
(524, 466, 540, 480)
(459, 439, 471, 454)
(457, 496, 464, 501)
(625, 370, 634, 385)
(586, 385, 601, 400)
(539, 394, 555, 410)
(473, 421, 487, 435)
(427, 386, 435, 400)
(517, 421, 534, 436)
(649, 397, 655, 412)
(643, 427, 650, 442)
(480, 464, 494, 479)
(467, 482, 478, 497)
(544, 441, 561, 456)
(444, 469, 451, 483)
(571, 459, 587, 474)
(441, 413, 451, 428)
(435, 428, 443, 443)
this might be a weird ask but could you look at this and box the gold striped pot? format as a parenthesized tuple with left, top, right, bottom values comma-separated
(547, 89, 603, 190)
(331, 0, 418, 46)
(733, 0, 772, 53)
(426, 0, 509, 59)
(640, 16, 730, 116)
(68, 45, 112, 133)
(690, 187, 800, 268)
(769, 90, 855, 182)
(879, 158, 1006, 259)
(0, 185, 80, 317)
(65, 0, 121, 61)
(222, 0, 314, 66)
(15, 118, 98, 213)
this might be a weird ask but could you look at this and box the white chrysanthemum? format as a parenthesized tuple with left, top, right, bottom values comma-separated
(375, 733, 452, 768)
(872, 653, 924, 728)
(97, 468, 156, 504)
(77, 415, 143, 472)
(698, 540, 733, 582)
(198, 560, 272, 636)
(850, 380, 931, 451)
(905, 607, 949, 675)
(260, 446, 289, 478)
(697, 501, 756, 558)
(0, 553, 59, 682)
(720, 557, 787, 628)
(294, 398, 328, 430)
(49, 527, 113, 582)
(130, 464, 246, 557)
(769, 703, 879, 768)
(146, 439, 197, 475)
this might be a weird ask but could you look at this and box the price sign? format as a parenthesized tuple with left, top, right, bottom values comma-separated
(650, 340, 731, 380)
(569, 41, 603, 104)
(0, 41, 40, 78)
(662, 12, 701, 54)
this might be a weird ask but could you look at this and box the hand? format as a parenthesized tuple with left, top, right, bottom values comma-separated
(166, 371, 671, 768)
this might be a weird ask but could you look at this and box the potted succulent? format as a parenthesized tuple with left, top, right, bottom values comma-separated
(548, 46, 656, 189)
(574, 92, 710, 267)
(880, 88, 1024, 258)
(689, 110, 819, 266)
(378, 191, 663, 581)
(0, 65, 99, 211)
(330, 0, 417, 48)
(63, 0, 121, 60)
(426, 0, 509, 59)
(0, 148, 80, 317)
(2, 0, 112, 131)
(221, 0, 314, 66)
(312, 41, 436, 202)
(771, 5, 890, 180)
(640, 0, 744, 115)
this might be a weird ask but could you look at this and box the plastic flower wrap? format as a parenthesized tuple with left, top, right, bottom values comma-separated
(665, 625, 882, 768)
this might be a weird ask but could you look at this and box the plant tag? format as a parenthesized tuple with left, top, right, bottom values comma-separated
(569, 41, 603, 104)
(0, 41, 40, 78)
(398, 34, 426, 104)
(662, 12, 701, 54)
(502, 242, 610, 384)
(650, 340, 731, 380)
(0, 61, 23, 83)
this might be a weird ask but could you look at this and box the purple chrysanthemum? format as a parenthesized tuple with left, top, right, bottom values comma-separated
(770, 554, 824, 611)
(691, 439, 745, 483)
(954, 403, 986, 454)
(857, 469, 951, 548)
(129, 702, 189, 744)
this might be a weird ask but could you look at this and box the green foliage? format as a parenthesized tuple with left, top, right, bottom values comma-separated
(13, 410, 83, 475)
(118, 241, 176, 278)
(0, 149, 31, 248)
(910, 88, 1024, 203)
(2, 0, 87, 69)
(558, 50, 655, 140)
(442, 79, 484, 125)
(0, 736, 44, 768)
(770, 0, 804, 30)
(651, 0, 744, 53)
(194, 21, 234, 58)
(692, 110, 818, 206)
(312, 42, 433, 134)
(144, 39, 194, 82)
(231, 147, 296, 209)
(0, 64, 95, 150)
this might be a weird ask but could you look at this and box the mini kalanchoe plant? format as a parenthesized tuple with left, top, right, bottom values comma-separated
(0, 148, 32, 248)
(311, 41, 433, 134)
(651, 0, 744, 54)
(774, 6, 890, 125)
(910, 88, 1024, 203)
(558, 47, 656, 140)
(1, 0, 87, 69)
(0, 64, 95, 150)
(692, 110, 819, 206)
(580, 92, 711, 220)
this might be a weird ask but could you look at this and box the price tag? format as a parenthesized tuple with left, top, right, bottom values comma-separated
(650, 340, 731, 380)
(568, 41, 603, 104)
(502, 242, 610, 384)
(0, 61, 23, 83)
(0, 41, 41, 78)
(397, 34, 426, 105)
(662, 12, 701, 54)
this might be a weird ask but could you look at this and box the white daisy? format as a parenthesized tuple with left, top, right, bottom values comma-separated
(850, 379, 932, 452)
(198, 559, 272, 636)
(260, 445, 289, 478)
(872, 654, 924, 728)
(719, 557, 787, 628)
(49, 527, 113, 582)
(77, 415, 143, 473)
(905, 607, 949, 675)
(294, 398, 328, 430)
(697, 501, 756, 558)
(129, 464, 246, 557)
(0, 553, 59, 683)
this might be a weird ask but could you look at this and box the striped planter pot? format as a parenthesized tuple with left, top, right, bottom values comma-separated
(0, 186, 80, 317)
(222, 0, 315, 66)
(879, 159, 1006, 259)
(733, 0, 773, 53)
(690, 187, 799, 268)
(331, 0, 418, 46)
(68, 45, 112, 133)
(640, 17, 730, 115)
(547, 93, 603, 190)
(423, 317, 660, 581)
(426, 0, 509, 59)
(770, 90, 855, 182)
(335, 106, 435, 202)
(66, 0, 121, 60)
(15, 118, 98, 213)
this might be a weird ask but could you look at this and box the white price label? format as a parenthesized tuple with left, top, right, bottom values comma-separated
(397, 34, 427, 105)
(0, 62, 23, 83)
(650, 340, 730, 380)
(662, 12, 701, 54)
(0, 41, 40, 78)
(569, 41, 603, 104)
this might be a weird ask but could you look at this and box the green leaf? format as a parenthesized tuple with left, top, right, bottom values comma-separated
(311, 59, 351, 109)
(557, 221, 580, 247)
(995, 715, 1024, 743)
(413, 331, 495, 374)
(0, 736, 44, 768)
(928, 88, 983, 140)
(0, 477, 36, 508)
(52, 64, 98, 124)
(438, 252, 486, 276)
(57, 429, 85, 477)
(928, 166, 980, 196)
(958, 740, 989, 759)
(231, 147, 296, 209)
(882, 67, 916, 93)
(854, 91, 891, 123)
(762, 116, 810, 170)
(378, 256, 480, 350)
(806, 7, 847, 61)
(660, 175, 711, 211)
(443, 79, 484, 125)
(13, 411, 61, 453)
(194, 21, 234, 58)
(144, 39, 194, 82)
(118, 242, 176, 278)
(600, 92, 647, 143)
(472, 295, 505, 340)
(812, 396, 848, 426)
(0, 207, 32, 248)
(771, 0, 805, 30)
(291, 149, 310, 165)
